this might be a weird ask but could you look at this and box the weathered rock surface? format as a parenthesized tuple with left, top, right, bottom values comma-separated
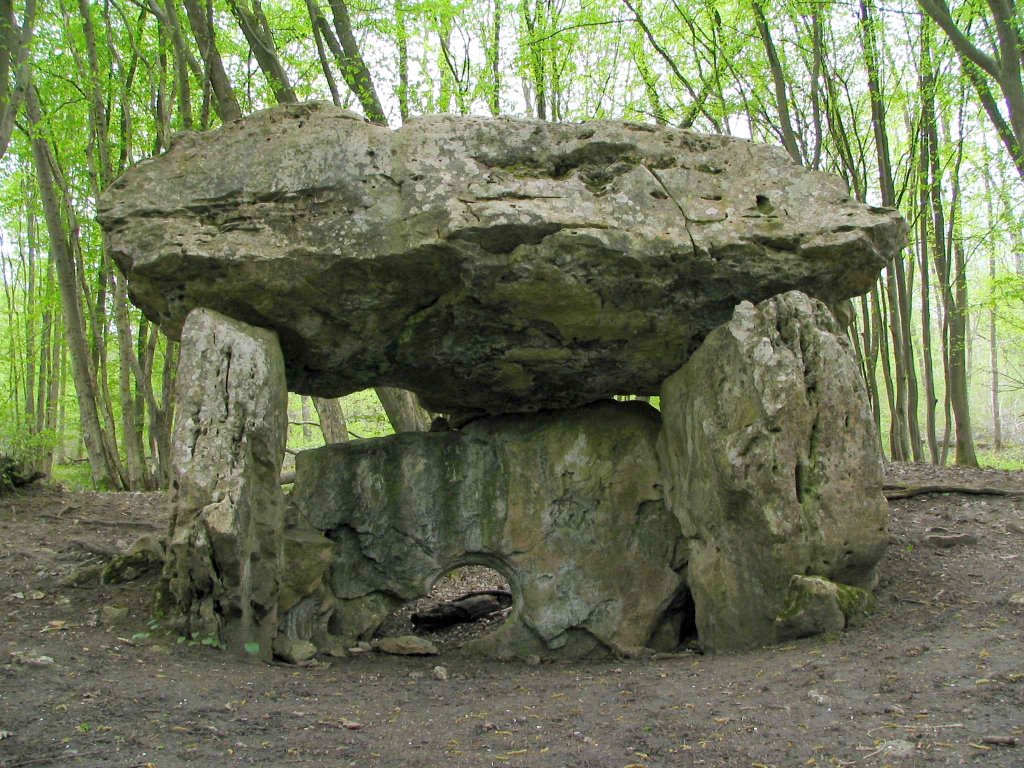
(288, 400, 687, 658)
(156, 309, 287, 661)
(658, 291, 888, 653)
(99, 103, 906, 416)
(372, 636, 441, 656)
(101, 533, 165, 585)
(774, 575, 875, 640)
(273, 636, 317, 664)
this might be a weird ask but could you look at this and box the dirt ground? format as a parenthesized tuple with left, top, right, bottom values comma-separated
(1, 462, 1022, 768)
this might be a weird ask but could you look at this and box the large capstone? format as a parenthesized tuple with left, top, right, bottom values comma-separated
(98, 103, 906, 416)
(287, 401, 687, 658)
(156, 308, 287, 660)
(658, 291, 888, 653)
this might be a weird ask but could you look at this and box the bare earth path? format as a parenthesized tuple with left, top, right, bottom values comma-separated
(1, 462, 1022, 768)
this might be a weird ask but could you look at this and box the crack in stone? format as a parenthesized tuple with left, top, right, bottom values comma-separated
(644, 165, 699, 256)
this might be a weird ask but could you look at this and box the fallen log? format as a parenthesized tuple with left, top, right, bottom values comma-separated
(411, 589, 512, 630)
(884, 483, 1024, 501)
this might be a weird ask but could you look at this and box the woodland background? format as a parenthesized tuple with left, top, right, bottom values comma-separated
(1, 0, 1023, 491)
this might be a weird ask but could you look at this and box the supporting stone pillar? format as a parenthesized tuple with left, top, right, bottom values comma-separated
(288, 401, 686, 659)
(658, 291, 888, 653)
(156, 309, 287, 661)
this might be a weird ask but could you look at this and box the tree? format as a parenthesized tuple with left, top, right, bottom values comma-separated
(919, 0, 1024, 181)
(0, 0, 35, 160)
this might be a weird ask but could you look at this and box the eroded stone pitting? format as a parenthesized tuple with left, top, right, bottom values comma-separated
(98, 102, 906, 417)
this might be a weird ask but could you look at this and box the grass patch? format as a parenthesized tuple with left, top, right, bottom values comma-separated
(977, 444, 1024, 471)
(51, 462, 95, 490)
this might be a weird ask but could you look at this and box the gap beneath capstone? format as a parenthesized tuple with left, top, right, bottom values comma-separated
(374, 565, 513, 653)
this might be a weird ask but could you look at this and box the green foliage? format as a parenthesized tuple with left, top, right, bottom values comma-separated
(51, 463, 95, 491)
(0, 423, 56, 473)
(0, 0, 1022, 482)
(977, 445, 1024, 471)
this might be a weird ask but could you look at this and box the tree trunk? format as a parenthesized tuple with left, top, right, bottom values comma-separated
(396, 0, 410, 121)
(160, 0, 193, 128)
(325, 0, 388, 124)
(181, 0, 243, 122)
(983, 166, 1002, 450)
(301, 396, 312, 439)
(751, 0, 802, 164)
(919, 0, 1024, 179)
(873, 284, 900, 459)
(488, 0, 502, 117)
(26, 85, 115, 489)
(303, 0, 342, 106)
(111, 272, 146, 488)
(861, 0, 919, 460)
(228, 0, 297, 104)
(23, 200, 36, 432)
(312, 397, 349, 443)
(38, 284, 60, 478)
(375, 387, 431, 433)
(0, 0, 35, 161)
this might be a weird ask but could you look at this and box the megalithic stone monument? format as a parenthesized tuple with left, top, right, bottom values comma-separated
(98, 104, 906, 659)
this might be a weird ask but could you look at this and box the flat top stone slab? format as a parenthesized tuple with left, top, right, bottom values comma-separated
(98, 103, 906, 415)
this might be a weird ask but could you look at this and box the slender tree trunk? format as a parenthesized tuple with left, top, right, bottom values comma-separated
(36, 259, 53, 436)
(303, 0, 342, 106)
(859, 293, 882, 437)
(300, 396, 312, 439)
(521, 0, 546, 119)
(37, 282, 59, 478)
(488, 0, 501, 116)
(918, 25, 940, 463)
(861, 0, 919, 460)
(312, 397, 349, 443)
(438, 15, 454, 112)
(154, 337, 176, 486)
(949, 202, 978, 466)
(0, 0, 35, 161)
(111, 272, 146, 488)
(181, 0, 243, 122)
(983, 166, 1002, 450)
(228, 0, 297, 104)
(160, 0, 192, 128)
(918, 168, 940, 464)
(873, 284, 900, 459)
(396, 0, 410, 121)
(751, 0, 802, 164)
(375, 387, 431, 433)
(807, 10, 824, 169)
(23, 201, 36, 432)
(940, 101, 978, 466)
(325, 0, 388, 124)
(26, 85, 115, 489)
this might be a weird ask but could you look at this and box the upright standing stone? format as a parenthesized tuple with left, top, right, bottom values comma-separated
(658, 291, 888, 652)
(157, 308, 288, 661)
(289, 401, 686, 658)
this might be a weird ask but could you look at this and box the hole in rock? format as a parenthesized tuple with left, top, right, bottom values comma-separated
(651, 587, 699, 652)
(374, 565, 513, 651)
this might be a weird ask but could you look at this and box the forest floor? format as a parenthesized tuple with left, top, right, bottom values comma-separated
(1, 462, 1023, 768)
